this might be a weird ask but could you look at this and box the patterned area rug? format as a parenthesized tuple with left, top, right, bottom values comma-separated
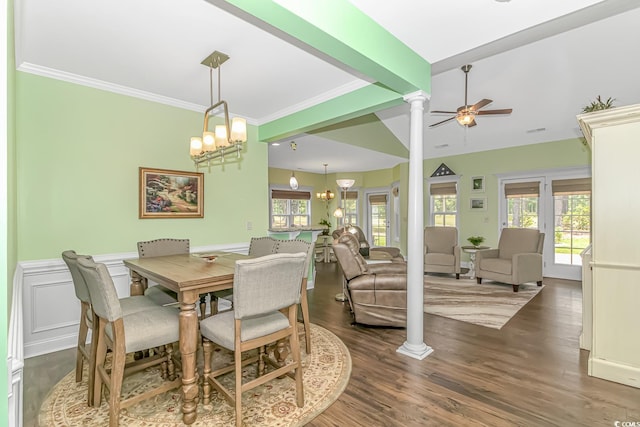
(39, 324, 350, 426)
(424, 275, 544, 329)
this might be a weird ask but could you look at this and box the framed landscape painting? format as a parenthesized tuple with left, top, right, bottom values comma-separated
(139, 167, 204, 219)
(470, 197, 487, 211)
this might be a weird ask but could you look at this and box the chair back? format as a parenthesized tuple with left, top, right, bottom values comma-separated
(137, 238, 189, 257)
(498, 228, 545, 258)
(332, 233, 369, 280)
(233, 253, 306, 319)
(76, 257, 123, 322)
(332, 225, 370, 249)
(424, 226, 458, 254)
(62, 250, 94, 303)
(274, 239, 314, 275)
(248, 236, 278, 257)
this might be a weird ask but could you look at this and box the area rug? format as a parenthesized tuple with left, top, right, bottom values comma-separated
(424, 275, 544, 329)
(39, 323, 351, 426)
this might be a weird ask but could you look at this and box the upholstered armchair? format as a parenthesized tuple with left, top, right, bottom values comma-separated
(475, 228, 545, 292)
(332, 225, 404, 261)
(332, 233, 407, 327)
(424, 226, 461, 279)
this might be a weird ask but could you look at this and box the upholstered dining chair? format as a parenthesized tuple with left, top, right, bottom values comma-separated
(475, 228, 545, 292)
(62, 250, 160, 404)
(137, 238, 232, 317)
(273, 238, 315, 354)
(424, 226, 461, 279)
(248, 236, 278, 256)
(77, 257, 182, 427)
(200, 253, 307, 427)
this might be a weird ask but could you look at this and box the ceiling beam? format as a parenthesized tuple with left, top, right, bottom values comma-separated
(207, 0, 431, 142)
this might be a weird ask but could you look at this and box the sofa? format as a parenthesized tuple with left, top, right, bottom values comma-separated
(332, 233, 407, 327)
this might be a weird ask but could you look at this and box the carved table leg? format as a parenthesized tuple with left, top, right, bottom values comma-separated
(129, 270, 145, 296)
(180, 292, 200, 425)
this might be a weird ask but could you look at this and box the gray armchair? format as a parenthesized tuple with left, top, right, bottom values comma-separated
(424, 226, 461, 279)
(333, 233, 407, 327)
(475, 228, 545, 292)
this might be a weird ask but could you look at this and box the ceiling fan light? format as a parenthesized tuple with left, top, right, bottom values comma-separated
(456, 113, 475, 126)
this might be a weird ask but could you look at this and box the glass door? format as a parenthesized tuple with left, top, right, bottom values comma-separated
(367, 192, 390, 247)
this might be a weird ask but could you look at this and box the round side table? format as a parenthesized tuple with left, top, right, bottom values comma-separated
(461, 245, 490, 279)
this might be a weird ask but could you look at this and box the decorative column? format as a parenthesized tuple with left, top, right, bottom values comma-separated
(397, 91, 433, 360)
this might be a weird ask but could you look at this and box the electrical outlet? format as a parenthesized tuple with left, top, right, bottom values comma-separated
(246, 221, 252, 230)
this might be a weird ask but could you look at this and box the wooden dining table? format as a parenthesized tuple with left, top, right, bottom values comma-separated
(123, 251, 249, 425)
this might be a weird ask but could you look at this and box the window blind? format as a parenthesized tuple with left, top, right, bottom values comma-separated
(271, 189, 311, 200)
(504, 181, 540, 197)
(368, 194, 388, 204)
(430, 182, 457, 195)
(552, 178, 591, 195)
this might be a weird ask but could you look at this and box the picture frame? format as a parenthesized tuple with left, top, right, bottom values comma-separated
(470, 197, 487, 211)
(471, 176, 485, 192)
(139, 167, 204, 219)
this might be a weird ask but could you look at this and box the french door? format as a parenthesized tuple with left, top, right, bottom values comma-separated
(366, 191, 390, 247)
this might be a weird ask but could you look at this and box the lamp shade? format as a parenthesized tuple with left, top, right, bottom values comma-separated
(215, 125, 230, 148)
(190, 137, 203, 156)
(333, 207, 343, 218)
(336, 179, 355, 189)
(202, 131, 216, 152)
(230, 117, 247, 143)
(289, 172, 299, 190)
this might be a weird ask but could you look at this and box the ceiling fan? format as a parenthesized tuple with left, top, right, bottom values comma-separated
(429, 64, 513, 128)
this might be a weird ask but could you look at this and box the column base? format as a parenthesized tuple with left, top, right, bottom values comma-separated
(396, 341, 433, 360)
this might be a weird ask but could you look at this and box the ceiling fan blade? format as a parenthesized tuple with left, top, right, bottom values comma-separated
(467, 119, 477, 127)
(429, 116, 456, 127)
(476, 108, 513, 115)
(471, 98, 492, 110)
(430, 110, 458, 114)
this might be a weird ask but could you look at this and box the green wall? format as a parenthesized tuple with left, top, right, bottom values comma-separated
(15, 73, 270, 260)
(269, 138, 590, 258)
(424, 138, 590, 252)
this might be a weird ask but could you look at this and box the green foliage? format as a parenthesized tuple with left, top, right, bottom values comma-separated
(318, 218, 332, 228)
(467, 235, 485, 247)
(582, 96, 615, 113)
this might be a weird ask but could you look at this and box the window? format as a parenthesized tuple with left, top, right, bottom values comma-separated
(552, 178, 591, 266)
(270, 189, 310, 228)
(430, 181, 457, 227)
(505, 181, 540, 229)
(343, 190, 358, 226)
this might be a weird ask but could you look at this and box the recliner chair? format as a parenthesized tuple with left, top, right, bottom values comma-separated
(424, 226, 461, 279)
(332, 225, 403, 261)
(332, 233, 407, 327)
(475, 228, 545, 292)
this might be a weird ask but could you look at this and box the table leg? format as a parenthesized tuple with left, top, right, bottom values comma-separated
(129, 270, 145, 296)
(179, 291, 200, 425)
(469, 253, 476, 279)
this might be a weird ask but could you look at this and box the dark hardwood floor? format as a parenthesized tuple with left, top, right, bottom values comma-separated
(24, 261, 640, 426)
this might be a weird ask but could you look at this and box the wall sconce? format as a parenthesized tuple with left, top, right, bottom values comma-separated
(190, 50, 247, 170)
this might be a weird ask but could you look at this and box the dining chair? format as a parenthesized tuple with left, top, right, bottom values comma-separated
(77, 257, 182, 427)
(248, 236, 278, 256)
(200, 253, 306, 427)
(273, 239, 314, 354)
(62, 250, 160, 405)
(137, 238, 232, 317)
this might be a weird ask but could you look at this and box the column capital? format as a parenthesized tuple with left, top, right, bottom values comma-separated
(403, 90, 430, 103)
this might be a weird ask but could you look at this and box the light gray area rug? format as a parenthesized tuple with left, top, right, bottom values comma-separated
(424, 275, 544, 329)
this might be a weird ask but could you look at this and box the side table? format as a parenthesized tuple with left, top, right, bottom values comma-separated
(461, 245, 490, 279)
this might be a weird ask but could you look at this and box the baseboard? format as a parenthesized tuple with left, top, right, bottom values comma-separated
(588, 356, 640, 389)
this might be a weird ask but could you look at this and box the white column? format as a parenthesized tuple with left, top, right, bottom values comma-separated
(397, 90, 433, 360)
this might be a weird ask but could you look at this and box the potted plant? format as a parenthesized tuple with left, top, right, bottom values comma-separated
(319, 218, 332, 235)
(582, 95, 615, 113)
(467, 235, 485, 248)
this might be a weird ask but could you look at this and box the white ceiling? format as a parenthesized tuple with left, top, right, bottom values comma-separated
(15, 0, 640, 174)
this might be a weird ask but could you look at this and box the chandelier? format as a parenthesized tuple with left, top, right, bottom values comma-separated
(189, 51, 247, 169)
(316, 163, 335, 200)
